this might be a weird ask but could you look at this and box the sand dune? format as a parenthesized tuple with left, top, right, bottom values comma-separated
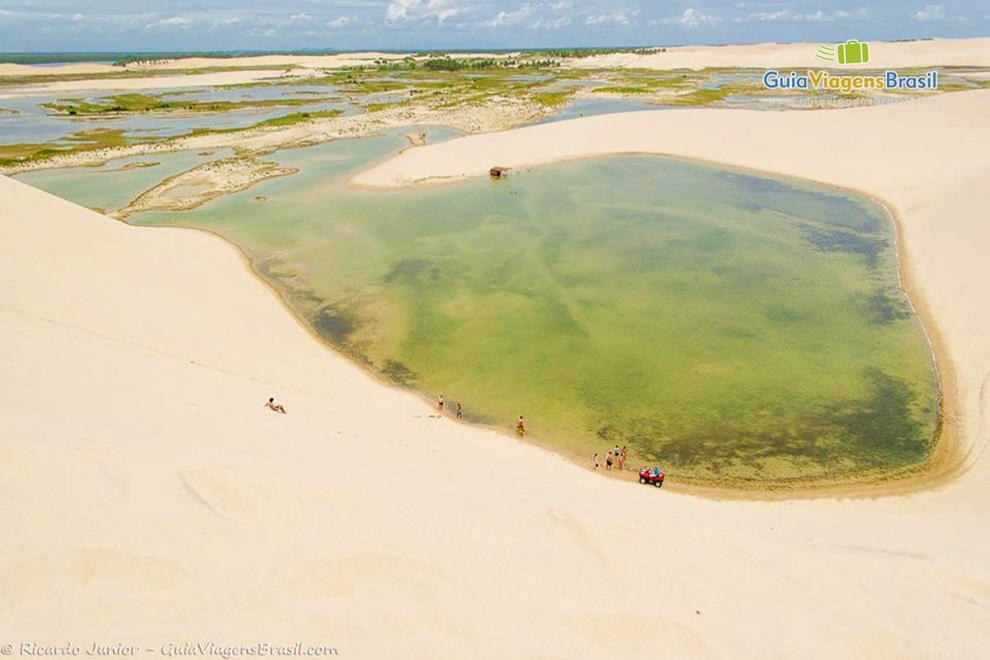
(0, 69, 301, 98)
(3, 94, 990, 657)
(568, 37, 990, 70)
(0, 62, 118, 77)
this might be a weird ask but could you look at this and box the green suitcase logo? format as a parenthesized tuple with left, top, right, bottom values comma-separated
(816, 40, 871, 65)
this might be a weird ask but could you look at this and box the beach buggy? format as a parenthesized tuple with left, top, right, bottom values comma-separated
(639, 467, 665, 488)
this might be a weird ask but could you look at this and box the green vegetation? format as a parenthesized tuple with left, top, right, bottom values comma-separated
(524, 47, 667, 58)
(0, 128, 137, 167)
(529, 91, 574, 107)
(595, 86, 655, 95)
(0, 108, 344, 168)
(9, 62, 980, 172)
(669, 85, 739, 106)
(42, 92, 334, 116)
(249, 108, 344, 128)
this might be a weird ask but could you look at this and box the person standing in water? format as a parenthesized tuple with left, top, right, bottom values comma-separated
(516, 416, 525, 437)
(438, 394, 445, 413)
(456, 402, 463, 419)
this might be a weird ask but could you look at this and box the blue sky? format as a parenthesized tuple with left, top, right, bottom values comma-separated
(0, 1, 987, 52)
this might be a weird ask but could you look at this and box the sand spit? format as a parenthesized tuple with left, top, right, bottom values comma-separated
(112, 157, 298, 219)
(0, 69, 303, 98)
(405, 131, 428, 147)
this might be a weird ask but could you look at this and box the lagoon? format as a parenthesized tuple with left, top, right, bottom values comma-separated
(22, 129, 939, 485)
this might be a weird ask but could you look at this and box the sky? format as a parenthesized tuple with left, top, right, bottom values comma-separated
(0, 1, 987, 52)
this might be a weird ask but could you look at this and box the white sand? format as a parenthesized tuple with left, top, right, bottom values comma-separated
(0, 69, 301, 98)
(3, 93, 990, 656)
(567, 37, 990, 70)
(0, 62, 119, 77)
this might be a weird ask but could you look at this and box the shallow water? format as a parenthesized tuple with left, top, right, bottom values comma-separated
(14, 148, 234, 212)
(101, 132, 938, 484)
(0, 86, 354, 144)
(539, 98, 660, 123)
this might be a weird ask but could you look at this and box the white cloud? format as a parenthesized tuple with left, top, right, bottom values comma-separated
(486, 4, 534, 27)
(654, 8, 720, 27)
(157, 16, 189, 26)
(387, 0, 463, 24)
(909, 4, 963, 21)
(532, 15, 571, 30)
(71, 13, 84, 21)
(734, 7, 868, 23)
(289, 12, 312, 22)
(910, 5, 944, 21)
(326, 15, 357, 28)
(585, 8, 640, 25)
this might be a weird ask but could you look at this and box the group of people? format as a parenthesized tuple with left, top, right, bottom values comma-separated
(440, 394, 524, 436)
(267, 392, 662, 481)
(437, 394, 463, 419)
(594, 445, 629, 471)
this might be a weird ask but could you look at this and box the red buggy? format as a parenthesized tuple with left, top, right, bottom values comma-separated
(639, 468, 665, 488)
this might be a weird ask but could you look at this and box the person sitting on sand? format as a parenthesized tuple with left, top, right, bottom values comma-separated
(265, 397, 286, 414)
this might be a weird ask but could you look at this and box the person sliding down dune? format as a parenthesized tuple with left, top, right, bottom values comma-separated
(265, 397, 287, 414)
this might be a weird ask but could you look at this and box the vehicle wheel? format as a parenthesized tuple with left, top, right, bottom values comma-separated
(654, 481, 663, 488)
(639, 477, 646, 484)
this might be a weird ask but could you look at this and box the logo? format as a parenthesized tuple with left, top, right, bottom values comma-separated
(817, 40, 871, 65)
(761, 40, 938, 93)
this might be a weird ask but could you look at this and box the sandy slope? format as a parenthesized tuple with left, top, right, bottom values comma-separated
(2, 97, 990, 656)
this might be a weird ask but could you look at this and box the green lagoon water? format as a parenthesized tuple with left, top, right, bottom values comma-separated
(22, 129, 939, 484)
(18, 148, 234, 213)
